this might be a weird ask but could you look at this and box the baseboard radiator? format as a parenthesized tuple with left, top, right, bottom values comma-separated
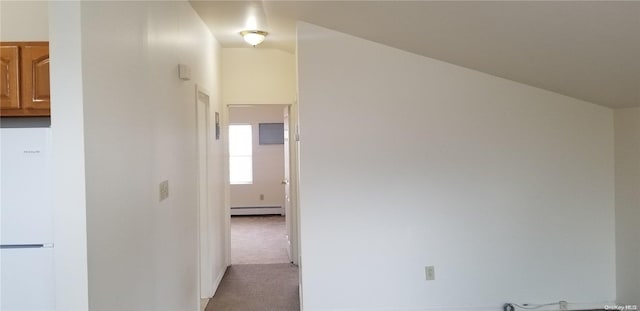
(231, 206, 284, 216)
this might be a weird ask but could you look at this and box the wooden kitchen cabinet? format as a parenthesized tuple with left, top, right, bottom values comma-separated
(0, 46, 20, 111)
(21, 45, 50, 112)
(0, 42, 50, 117)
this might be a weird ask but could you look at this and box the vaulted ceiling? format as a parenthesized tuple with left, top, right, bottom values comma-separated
(191, 1, 640, 109)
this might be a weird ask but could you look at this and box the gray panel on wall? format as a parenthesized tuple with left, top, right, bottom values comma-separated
(259, 123, 284, 145)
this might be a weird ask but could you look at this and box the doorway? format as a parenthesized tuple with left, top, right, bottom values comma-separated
(196, 85, 226, 311)
(204, 102, 301, 310)
(227, 105, 294, 265)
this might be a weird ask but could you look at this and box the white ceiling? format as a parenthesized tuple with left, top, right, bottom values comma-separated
(191, 1, 640, 109)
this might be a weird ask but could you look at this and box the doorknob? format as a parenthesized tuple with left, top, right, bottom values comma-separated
(281, 179, 289, 185)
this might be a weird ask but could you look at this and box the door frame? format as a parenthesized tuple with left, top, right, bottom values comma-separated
(284, 104, 300, 266)
(196, 84, 213, 309)
(222, 102, 300, 266)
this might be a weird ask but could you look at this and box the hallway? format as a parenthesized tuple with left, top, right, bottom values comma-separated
(206, 215, 299, 310)
(230, 215, 290, 265)
(205, 263, 299, 311)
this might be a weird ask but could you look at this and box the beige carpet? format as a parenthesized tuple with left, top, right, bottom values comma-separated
(206, 216, 298, 310)
(231, 215, 290, 264)
(205, 264, 300, 311)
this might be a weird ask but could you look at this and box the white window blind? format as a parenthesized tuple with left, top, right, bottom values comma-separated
(229, 124, 253, 184)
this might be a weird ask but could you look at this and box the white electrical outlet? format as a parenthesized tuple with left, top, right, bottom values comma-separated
(159, 180, 169, 201)
(425, 266, 435, 281)
(559, 301, 568, 310)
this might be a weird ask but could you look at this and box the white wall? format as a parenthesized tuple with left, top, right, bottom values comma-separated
(229, 105, 286, 209)
(0, 1, 48, 41)
(50, 2, 224, 310)
(297, 22, 615, 311)
(222, 48, 296, 105)
(48, 2, 89, 310)
(615, 107, 640, 305)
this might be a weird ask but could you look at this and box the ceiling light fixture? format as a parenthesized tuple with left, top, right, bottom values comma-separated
(240, 30, 268, 47)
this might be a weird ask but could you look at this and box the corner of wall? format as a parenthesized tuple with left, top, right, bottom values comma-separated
(614, 107, 640, 304)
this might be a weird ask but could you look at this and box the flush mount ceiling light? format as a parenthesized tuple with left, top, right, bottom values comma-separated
(240, 30, 268, 47)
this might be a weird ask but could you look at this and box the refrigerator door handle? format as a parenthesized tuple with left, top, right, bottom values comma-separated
(0, 244, 53, 249)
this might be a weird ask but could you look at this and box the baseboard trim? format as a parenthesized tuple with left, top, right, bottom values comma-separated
(230, 206, 284, 215)
(212, 265, 228, 296)
(231, 206, 282, 209)
(199, 298, 208, 311)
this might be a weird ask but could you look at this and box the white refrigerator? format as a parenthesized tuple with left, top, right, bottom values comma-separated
(0, 128, 55, 311)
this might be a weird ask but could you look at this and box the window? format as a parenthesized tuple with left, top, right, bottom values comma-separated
(229, 124, 253, 184)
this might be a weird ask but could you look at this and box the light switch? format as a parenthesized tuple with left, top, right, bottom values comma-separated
(159, 180, 169, 201)
(178, 64, 191, 81)
(425, 266, 435, 281)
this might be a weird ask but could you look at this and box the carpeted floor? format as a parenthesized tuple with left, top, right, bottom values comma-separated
(205, 263, 300, 311)
(231, 215, 290, 264)
(204, 216, 298, 310)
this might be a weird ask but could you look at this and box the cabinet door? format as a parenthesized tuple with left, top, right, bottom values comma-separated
(21, 45, 50, 111)
(0, 46, 20, 110)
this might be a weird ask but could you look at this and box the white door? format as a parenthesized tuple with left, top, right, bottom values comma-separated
(196, 87, 214, 299)
(283, 107, 292, 262)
